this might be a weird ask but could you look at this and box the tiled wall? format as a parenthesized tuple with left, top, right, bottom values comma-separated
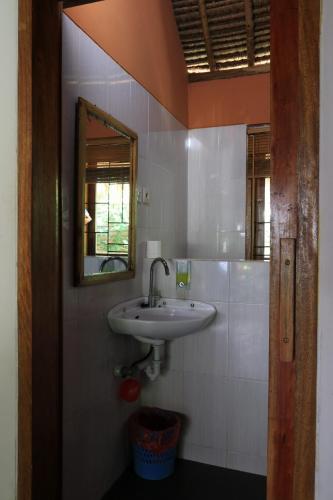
(62, 14, 268, 494)
(187, 126, 247, 260)
(141, 259, 269, 475)
(62, 15, 187, 499)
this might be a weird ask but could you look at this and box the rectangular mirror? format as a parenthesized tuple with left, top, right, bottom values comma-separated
(75, 97, 137, 285)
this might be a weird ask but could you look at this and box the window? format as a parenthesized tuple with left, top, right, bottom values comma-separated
(246, 125, 271, 261)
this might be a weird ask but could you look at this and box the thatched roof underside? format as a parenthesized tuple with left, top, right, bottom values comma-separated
(172, 0, 270, 82)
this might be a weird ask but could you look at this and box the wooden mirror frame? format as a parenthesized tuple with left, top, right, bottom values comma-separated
(75, 97, 137, 286)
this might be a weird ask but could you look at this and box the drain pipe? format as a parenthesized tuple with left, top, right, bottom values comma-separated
(113, 343, 163, 382)
(144, 344, 162, 382)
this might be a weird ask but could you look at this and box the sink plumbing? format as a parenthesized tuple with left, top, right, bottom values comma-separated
(144, 343, 163, 381)
(114, 341, 164, 382)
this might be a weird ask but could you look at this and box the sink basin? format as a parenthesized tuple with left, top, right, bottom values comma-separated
(107, 297, 216, 343)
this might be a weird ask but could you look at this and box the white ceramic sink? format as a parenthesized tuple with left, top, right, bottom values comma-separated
(107, 297, 216, 344)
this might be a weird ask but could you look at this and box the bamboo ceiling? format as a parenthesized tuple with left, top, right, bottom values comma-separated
(172, 0, 270, 82)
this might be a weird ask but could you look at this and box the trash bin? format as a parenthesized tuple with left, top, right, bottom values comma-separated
(129, 407, 181, 480)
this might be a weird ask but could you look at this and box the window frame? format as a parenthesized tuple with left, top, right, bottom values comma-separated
(245, 124, 271, 261)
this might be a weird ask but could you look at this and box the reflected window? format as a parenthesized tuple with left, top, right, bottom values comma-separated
(84, 134, 130, 259)
(246, 125, 271, 261)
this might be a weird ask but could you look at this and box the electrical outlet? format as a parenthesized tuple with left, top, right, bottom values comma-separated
(142, 187, 150, 205)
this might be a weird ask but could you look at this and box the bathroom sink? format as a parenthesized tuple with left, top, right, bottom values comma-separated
(107, 297, 216, 343)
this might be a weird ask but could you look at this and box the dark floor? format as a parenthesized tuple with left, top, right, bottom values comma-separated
(102, 459, 266, 500)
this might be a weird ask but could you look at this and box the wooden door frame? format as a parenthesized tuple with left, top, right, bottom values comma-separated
(17, 0, 320, 499)
(18, 1, 62, 499)
(268, 1, 319, 499)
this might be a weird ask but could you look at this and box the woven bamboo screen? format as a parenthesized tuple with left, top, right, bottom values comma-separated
(172, 0, 270, 82)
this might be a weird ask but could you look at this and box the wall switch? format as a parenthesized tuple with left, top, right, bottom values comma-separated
(136, 186, 143, 204)
(142, 187, 150, 205)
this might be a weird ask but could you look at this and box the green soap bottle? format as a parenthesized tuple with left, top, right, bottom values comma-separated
(176, 260, 191, 289)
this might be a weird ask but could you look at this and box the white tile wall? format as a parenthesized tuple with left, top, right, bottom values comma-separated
(229, 303, 269, 381)
(183, 372, 228, 450)
(227, 378, 268, 459)
(62, 15, 187, 500)
(230, 261, 269, 304)
(142, 370, 184, 414)
(227, 452, 267, 476)
(188, 260, 229, 302)
(187, 126, 247, 259)
(183, 303, 229, 377)
(141, 259, 269, 476)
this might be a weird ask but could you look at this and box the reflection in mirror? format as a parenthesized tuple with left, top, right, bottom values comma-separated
(75, 98, 137, 285)
(245, 125, 271, 261)
(84, 121, 130, 273)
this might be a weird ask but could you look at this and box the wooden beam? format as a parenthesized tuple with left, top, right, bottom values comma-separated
(244, 0, 255, 66)
(188, 62, 269, 82)
(198, 0, 216, 71)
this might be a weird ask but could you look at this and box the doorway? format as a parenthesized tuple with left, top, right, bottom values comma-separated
(17, 1, 319, 499)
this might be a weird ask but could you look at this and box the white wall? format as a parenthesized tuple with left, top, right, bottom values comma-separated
(0, 2, 18, 500)
(187, 126, 247, 259)
(62, 15, 187, 499)
(142, 259, 269, 475)
(316, 1, 333, 498)
(63, 15, 266, 493)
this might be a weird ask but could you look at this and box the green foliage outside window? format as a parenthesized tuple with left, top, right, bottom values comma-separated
(95, 183, 129, 255)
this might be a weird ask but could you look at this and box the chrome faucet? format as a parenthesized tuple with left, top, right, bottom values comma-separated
(99, 256, 128, 273)
(148, 257, 170, 307)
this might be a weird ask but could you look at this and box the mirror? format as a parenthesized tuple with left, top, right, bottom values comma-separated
(75, 97, 137, 285)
